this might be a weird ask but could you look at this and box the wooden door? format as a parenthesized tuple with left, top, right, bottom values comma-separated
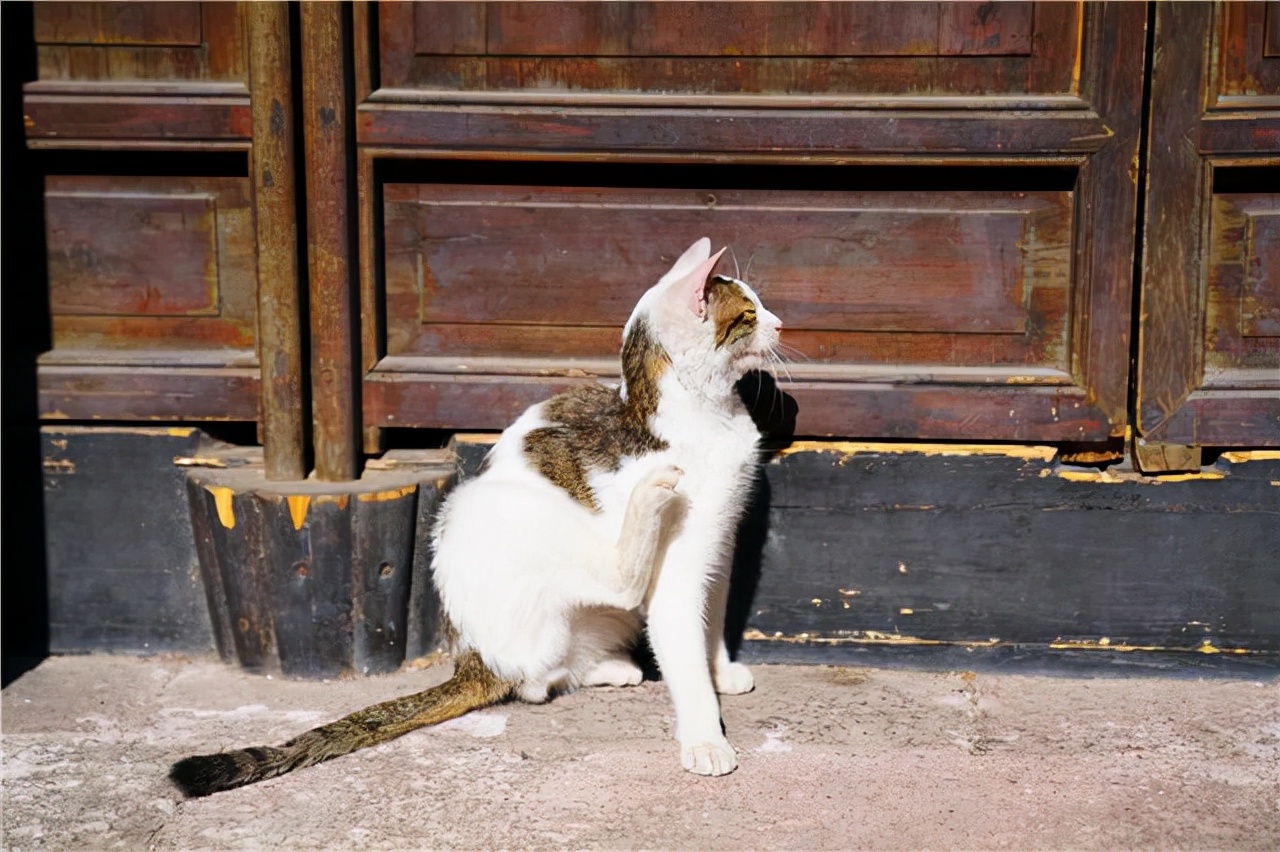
(357, 2, 1146, 447)
(1137, 2, 1280, 457)
(29, 2, 260, 422)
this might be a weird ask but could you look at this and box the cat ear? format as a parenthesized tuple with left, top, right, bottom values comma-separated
(660, 238, 712, 286)
(673, 245, 728, 318)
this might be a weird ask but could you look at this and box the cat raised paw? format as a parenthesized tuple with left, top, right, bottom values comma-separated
(681, 737, 738, 776)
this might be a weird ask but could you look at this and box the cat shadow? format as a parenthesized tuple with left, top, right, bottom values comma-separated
(726, 371, 798, 657)
(634, 371, 797, 676)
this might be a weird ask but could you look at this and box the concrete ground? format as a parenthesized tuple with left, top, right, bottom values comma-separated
(2, 654, 1277, 850)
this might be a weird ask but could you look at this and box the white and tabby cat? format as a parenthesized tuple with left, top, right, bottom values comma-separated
(171, 238, 782, 796)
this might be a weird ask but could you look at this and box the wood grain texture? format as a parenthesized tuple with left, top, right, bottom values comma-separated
(249, 2, 306, 480)
(38, 364, 260, 422)
(301, 2, 360, 481)
(1139, 4, 1280, 447)
(33, 3, 245, 82)
(383, 1, 1067, 98)
(44, 175, 257, 355)
(381, 182, 1072, 361)
(358, 105, 1109, 155)
(47, 191, 220, 317)
(24, 94, 251, 143)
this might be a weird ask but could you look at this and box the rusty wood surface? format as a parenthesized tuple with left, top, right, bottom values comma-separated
(377, 2, 1073, 97)
(363, 372, 1109, 443)
(357, 105, 1110, 155)
(33, 3, 246, 83)
(44, 175, 258, 353)
(380, 183, 1073, 374)
(249, 2, 306, 481)
(39, 364, 259, 422)
(1068, 2, 1147, 438)
(301, 2, 359, 481)
(1139, 3, 1280, 446)
(24, 93, 250, 143)
(1137, 3, 1211, 441)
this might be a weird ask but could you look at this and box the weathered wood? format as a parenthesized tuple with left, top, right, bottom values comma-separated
(363, 371, 1110, 442)
(249, 2, 306, 481)
(1070, 2, 1147, 439)
(382, 184, 1069, 339)
(39, 361, 259, 422)
(32, 2, 246, 82)
(1138, 3, 1280, 448)
(24, 93, 251, 143)
(732, 445, 1280, 656)
(43, 174, 258, 354)
(358, 105, 1111, 154)
(379, 2, 1072, 98)
(185, 461, 449, 679)
(42, 427, 217, 655)
(301, 2, 359, 481)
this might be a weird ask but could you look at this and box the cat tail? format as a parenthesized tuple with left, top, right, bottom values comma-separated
(168, 650, 515, 797)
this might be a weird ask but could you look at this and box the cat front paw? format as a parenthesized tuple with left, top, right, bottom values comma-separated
(681, 737, 738, 776)
(714, 661, 755, 695)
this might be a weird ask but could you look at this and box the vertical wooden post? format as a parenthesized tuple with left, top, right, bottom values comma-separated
(248, 2, 307, 481)
(300, 2, 359, 481)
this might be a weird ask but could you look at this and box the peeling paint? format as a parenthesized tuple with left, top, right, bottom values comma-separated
(173, 456, 228, 468)
(1221, 450, 1280, 463)
(287, 495, 310, 531)
(204, 485, 236, 530)
(742, 628, 1000, 649)
(1049, 638, 1253, 655)
(43, 457, 76, 474)
(356, 484, 417, 503)
(1046, 467, 1227, 484)
(775, 441, 1056, 464)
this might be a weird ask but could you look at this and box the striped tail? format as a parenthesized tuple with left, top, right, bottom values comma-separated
(169, 651, 513, 797)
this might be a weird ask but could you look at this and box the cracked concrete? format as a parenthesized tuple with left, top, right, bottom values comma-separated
(3, 654, 1278, 849)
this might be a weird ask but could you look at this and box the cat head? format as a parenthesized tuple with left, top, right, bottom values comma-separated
(622, 238, 782, 403)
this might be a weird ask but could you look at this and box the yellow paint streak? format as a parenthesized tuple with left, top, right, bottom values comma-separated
(287, 495, 310, 531)
(1070, 4, 1084, 93)
(1156, 470, 1226, 482)
(1050, 638, 1252, 655)
(899, 608, 915, 615)
(777, 440, 1056, 463)
(205, 485, 236, 530)
(1221, 450, 1280, 463)
(356, 484, 417, 503)
(1050, 467, 1226, 484)
(741, 628, 1000, 649)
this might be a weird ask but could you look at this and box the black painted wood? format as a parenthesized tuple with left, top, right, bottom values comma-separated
(42, 427, 216, 655)
(731, 447, 1280, 660)
(186, 458, 450, 678)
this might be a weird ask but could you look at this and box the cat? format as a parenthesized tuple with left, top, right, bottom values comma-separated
(170, 237, 782, 796)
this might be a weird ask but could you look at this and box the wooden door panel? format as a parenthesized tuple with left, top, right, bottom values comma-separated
(1206, 194, 1280, 381)
(382, 183, 1070, 366)
(33, 2, 245, 83)
(370, 178, 1090, 437)
(1215, 2, 1280, 102)
(1138, 3, 1280, 449)
(34, 2, 204, 47)
(376, 1, 1071, 103)
(26, 2, 250, 147)
(358, 3, 1145, 444)
(44, 176, 257, 353)
(38, 176, 260, 422)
